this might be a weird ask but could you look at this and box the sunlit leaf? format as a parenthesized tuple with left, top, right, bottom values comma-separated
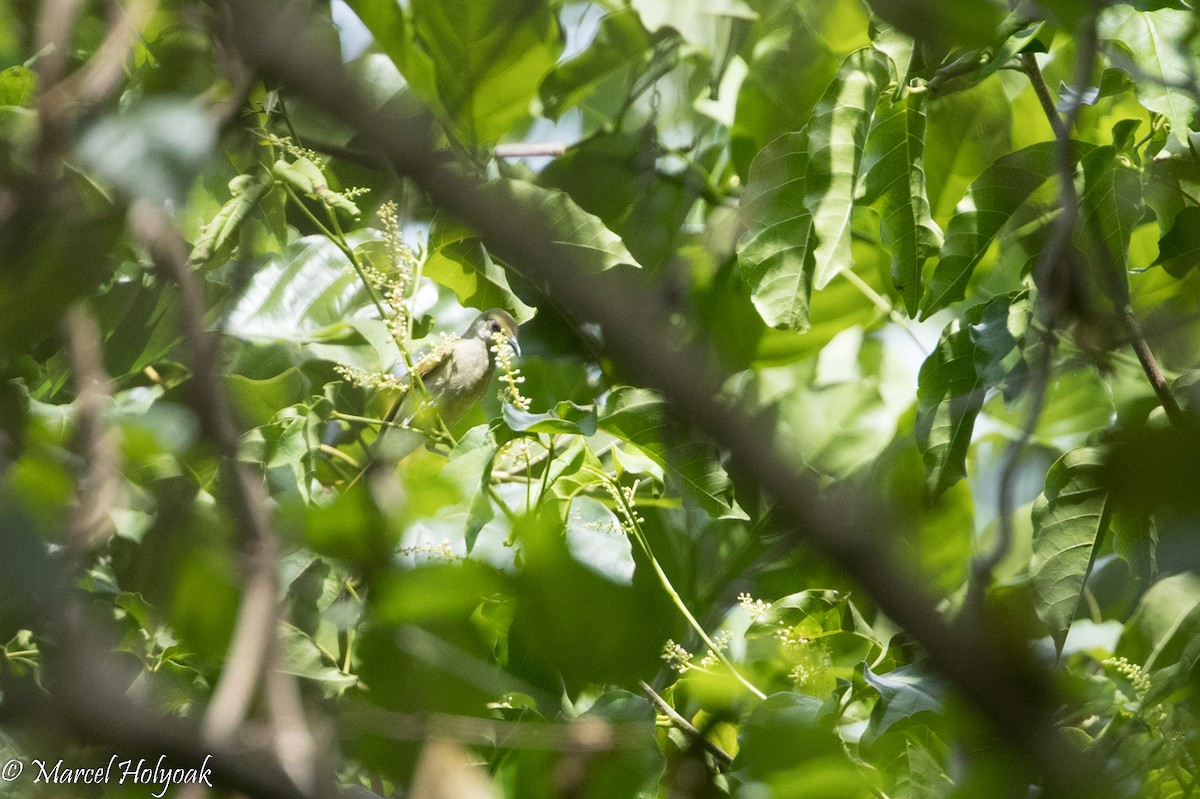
(738, 48, 890, 331)
(409, 0, 563, 145)
(1100, 7, 1199, 144)
(915, 308, 987, 500)
(922, 142, 1076, 318)
(861, 87, 943, 316)
(1079, 144, 1144, 273)
(1030, 446, 1111, 650)
(599, 387, 742, 519)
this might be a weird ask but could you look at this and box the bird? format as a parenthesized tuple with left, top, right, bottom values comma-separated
(375, 308, 521, 459)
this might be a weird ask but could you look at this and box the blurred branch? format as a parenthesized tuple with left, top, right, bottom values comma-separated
(980, 19, 1103, 606)
(494, 142, 568, 158)
(60, 301, 121, 557)
(208, 2, 1115, 795)
(639, 681, 732, 768)
(350, 705, 653, 752)
(127, 203, 316, 787)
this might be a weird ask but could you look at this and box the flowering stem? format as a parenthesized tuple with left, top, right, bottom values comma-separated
(593, 470, 766, 700)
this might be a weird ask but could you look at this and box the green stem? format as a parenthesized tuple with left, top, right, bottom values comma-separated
(838, 268, 928, 355)
(594, 470, 766, 700)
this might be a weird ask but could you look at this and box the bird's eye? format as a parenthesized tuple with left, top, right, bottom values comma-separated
(490, 321, 500, 332)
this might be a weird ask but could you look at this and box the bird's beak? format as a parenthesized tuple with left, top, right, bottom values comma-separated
(507, 335, 521, 357)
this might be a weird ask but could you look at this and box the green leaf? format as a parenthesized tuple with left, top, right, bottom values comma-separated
(1117, 572, 1200, 673)
(444, 426, 501, 553)
(921, 142, 1071, 318)
(1153, 205, 1200, 278)
(408, 0, 563, 145)
(342, 0, 438, 101)
(423, 216, 536, 323)
(1080, 144, 1144, 273)
(914, 308, 987, 500)
(861, 664, 946, 747)
(598, 387, 742, 519)
(969, 289, 1031, 405)
(1100, 7, 1198, 144)
(226, 368, 309, 430)
(1029, 446, 1111, 650)
(539, 8, 655, 120)
(188, 170, 275, 266)
(737, 48, 890, 331)
(861, 0, 1006, 50)
(224, 237, 377, 339)
(501, 401, 598, 436)
(735, 692, 872, 793)
(737, 129, 815, 331)
(480, 178, 638, 273)
(0, 65, 36, 107)
(861, 87, 943, 316)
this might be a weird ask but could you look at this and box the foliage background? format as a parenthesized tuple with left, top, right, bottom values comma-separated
(2, 0, 1200, 797)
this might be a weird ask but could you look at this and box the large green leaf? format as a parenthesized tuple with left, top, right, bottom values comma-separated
(407, 0, 563, 146)
(479, 178, 639, 273)
(598, 387, 742, 519)
(861, 87, 943, 316)
(443, 426, 500, 552)
(737, 48, 890, 331)
(861, 0, 1006, 50)
(1029, 446, 1111, 650)
(914, 309, 987, 500)
(539, 8, 656, 120)
(1153, 205, 1200, 279)
(1117, 572, 1200, 673)
(1100, 7, 1198, 144)
(223, 236, 376, 340)
(1079, 144, 1144, 276)
(422, 217, 536, 322)
(734, 692, 874, 796)
(861, 664, 946, 747)
(342, 0, 438, 100)
(921, 142, 1067, 318)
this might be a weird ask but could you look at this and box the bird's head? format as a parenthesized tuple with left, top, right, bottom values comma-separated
(467, 308, 521, 357)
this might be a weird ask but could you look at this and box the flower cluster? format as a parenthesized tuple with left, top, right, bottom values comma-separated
(490, 330, 530, 411)
(333, 363, 408, 392)
(1104, 656, 1153, 699)
(369, 201, 417, 345)
(601, 478, 646, 535)
(698, 630, 733, 669)
(737, 593, 771, 621)
(662, 639, 693, 673)
(774, 626, 811, 649)
(397, 539, 458, 561)
(788, 643, 831, 686)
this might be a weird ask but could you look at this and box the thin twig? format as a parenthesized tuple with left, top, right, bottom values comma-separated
(1121, 309, 1185, 426)
(639, 681, 733, 767)
(60, 301, 122, 558)
(1020, 53, 1069, 141)
(980, 17, 1102, 604)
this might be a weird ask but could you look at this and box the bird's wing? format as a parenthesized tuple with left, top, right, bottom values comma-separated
(381, 340, 457, 425)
